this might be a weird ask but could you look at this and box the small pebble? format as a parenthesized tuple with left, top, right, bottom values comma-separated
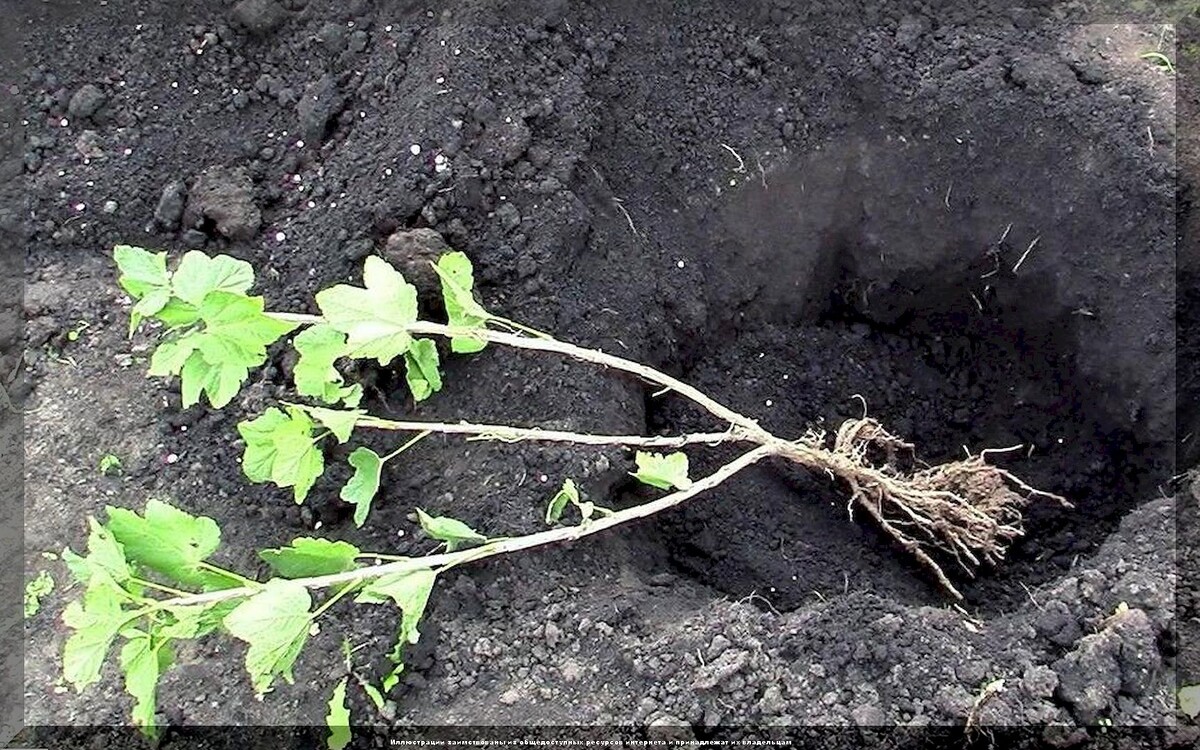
(410, 144, 421, 155)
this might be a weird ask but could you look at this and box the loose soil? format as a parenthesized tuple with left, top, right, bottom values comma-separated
(4, 0, 1193, 744)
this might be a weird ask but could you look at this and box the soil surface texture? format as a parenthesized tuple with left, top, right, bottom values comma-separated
(6, 0, 1194, 744)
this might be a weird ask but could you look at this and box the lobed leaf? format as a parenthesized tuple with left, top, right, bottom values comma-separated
(632, 451, 693, 491)
(259, 538, 362, 578)
(292, 324, 362, 407)
(325, 677, 352, 750)
(113, 245, 172, 331)
(151, 292, 297, 409)
(105, 499, 223, 589)
(223, 580, 313, 696)
(238, 407, 326, 503)
(316, 256, 418, 366)
(341, 448, 383, 528)
(62, 518, 133, 588)
(62, 579, 127, 691)
(434, 252, 489, 354)
(403, 338, 443, 402)
(416, 509, 487, 551)
(171, 251, 254, 307)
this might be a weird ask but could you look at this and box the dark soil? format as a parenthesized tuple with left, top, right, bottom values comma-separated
(6, 0, 1191, 743)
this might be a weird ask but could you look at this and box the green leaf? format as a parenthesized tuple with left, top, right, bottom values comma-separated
(415, 509, 487, 551)
(120, 632, 172, 739)
(147, 338, 199, 378)
(356, 568, 437, 686)
(341, 448, 383, 528)
(238, 407, 326, 503)
(259, 538, 362, 578)
(105, 499, 222, 589)
(325, 677, 351, 750)
(24, 570, 54, 618)
(114, 245, 172, 330)
(161, 604, 217, 639)
(355, 569, 436, 644)
(155, 298, 203, 329)
(362, 682, 386, 711)
(62, 579, 126, 691)
(164, 600, 241, 639)
(292, 324, 361, 406)
(434, 252, 489, 354)
(114, 245, 170, 300)
(171, 251, 254, 307)
(316, 256, 419, 366)
(156, 291, 297, 409)
(223, 580, 313, 696)
(545, 479, 579, 525)
(306, 406, 363, 444)
(63, 518, 133, 587)
(1180, 685, 1200, 719)
(403, 338, 443, 401)
(632, 451, 693, 491)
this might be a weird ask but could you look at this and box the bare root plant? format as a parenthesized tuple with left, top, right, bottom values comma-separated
(54, 245, 1071, 741)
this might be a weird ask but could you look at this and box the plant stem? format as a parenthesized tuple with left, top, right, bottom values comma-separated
(130, 577, 193, 598)
(355, 413, 746, 450)
(407, 322, 775, 442)
(311, 582, 360, 620)
(268, 312, 323, 325)
(262, 310, 774, 443)
(197, 561, 259, 588)
(157, 445, 773, 610)
(381, 430, 432, 462)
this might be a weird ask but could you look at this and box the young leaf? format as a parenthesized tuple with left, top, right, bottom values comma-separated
(415, 508, 487, 551)
(341, 448, 383, 528)
(105, 499, 222, 589)
(62, 580, 127, 691)
(315, 256, 419, 366)
(292, 324, 361, 406)
(545, 479, 579, 525)
(238, 407, 325, 503)
(403, 338, 443, 401)
(259, 538, 362, 578)
(113, 245, 171, 329)
(632, 451, 693, 491)
(434, 252, 488, 354)
(120, 632, 172, 739)
(171, 251, 254, 307)
(223, 580, 313, 696)
(325, 677, 351, 750)
(24, 570, 54, 618)
(306, 406, 363, 444)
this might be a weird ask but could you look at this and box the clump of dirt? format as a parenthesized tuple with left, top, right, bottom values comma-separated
(8, 0, 1186, 741)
